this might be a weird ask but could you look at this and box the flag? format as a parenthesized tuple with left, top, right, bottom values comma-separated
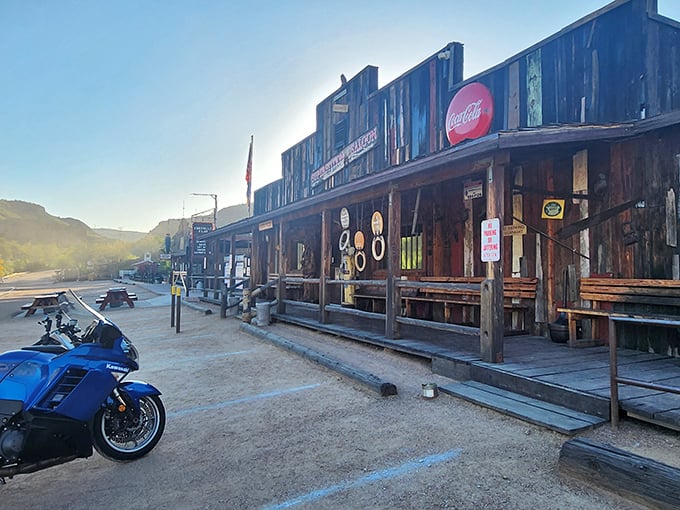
(245, 135, 253, 215)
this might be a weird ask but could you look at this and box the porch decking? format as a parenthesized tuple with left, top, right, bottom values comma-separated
(274, 303, 680, 432)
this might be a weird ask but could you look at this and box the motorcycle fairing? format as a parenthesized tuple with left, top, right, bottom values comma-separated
(0, 351, 53, 404)
(0, 350, 44, 384)
(0, 399, 22, 423)
(0, 340, 136, 422)
(15, 413, 92, 463)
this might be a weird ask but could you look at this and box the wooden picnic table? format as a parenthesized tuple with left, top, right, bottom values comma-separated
(21, 291, 66, 317)
(96, 287, 138, 311)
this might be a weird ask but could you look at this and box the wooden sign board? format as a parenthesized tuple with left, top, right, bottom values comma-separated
(503, 223, 527, 236)
(258, 220, 273, 231)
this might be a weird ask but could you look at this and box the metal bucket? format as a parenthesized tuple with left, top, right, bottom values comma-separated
(421, 383, 439, 399)
(255, 301, 271, 326)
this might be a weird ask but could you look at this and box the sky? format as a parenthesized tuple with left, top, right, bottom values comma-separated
(2, 0, 680, 233)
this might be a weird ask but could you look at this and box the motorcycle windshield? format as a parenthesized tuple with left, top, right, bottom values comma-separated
(51, 291, 138, 361)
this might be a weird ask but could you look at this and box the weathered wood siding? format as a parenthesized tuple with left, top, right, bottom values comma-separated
(255, 0, 680, 218)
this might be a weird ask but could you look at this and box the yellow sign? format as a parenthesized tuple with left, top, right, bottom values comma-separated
(541, 199, 565, 220)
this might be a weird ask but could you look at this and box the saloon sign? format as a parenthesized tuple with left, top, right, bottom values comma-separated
(446, 83, 494, 146)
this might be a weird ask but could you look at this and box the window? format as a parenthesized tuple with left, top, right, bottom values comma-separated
(333, 117, 348, 151)
(295, 242, 305, 271)
(401, 227, 423, 270)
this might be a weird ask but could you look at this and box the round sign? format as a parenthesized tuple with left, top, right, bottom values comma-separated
(354, 231, 365, 250)
(446, 82, 494, 146)
(543, 200, 564, 218)
(371, 211, 384, 235)
(340, 208, 350, 229)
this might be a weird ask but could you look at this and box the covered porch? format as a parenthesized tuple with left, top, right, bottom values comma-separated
(272, 301, 680, 432)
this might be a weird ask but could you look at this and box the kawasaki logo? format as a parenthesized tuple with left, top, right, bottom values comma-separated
(106, 363, 130, 373)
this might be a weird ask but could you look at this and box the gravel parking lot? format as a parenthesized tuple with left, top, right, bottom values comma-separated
(0, 272, 676, 509)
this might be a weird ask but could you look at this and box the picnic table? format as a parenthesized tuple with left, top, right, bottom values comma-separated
(21, 291, 67, 317)
(96, 287, 138, 311)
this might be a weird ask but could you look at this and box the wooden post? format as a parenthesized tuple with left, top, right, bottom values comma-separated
(480, 157, 506, 363)
(170, 286, 176, 328)
(609, 317, 620, 428)
(277, 222, 286, 315)
(175, 286, 181, 334)
(386, 187, 401, 340)
(229, 233, 236, 290)
(319, 209, 330, 324)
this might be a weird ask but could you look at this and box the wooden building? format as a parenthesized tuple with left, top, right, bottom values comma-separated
(203, 0, 680, 364)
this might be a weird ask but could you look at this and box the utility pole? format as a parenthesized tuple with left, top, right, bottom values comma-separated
(191, 193, 218, 229)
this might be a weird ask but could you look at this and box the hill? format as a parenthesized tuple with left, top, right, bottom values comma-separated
(147, 203, 249, 237)
(0, 199, 250, 276)
(94, 228, 146, 243)
(0, 200, 104, 245)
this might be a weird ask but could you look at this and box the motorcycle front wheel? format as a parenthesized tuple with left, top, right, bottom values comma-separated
(92, 394, 166, 462)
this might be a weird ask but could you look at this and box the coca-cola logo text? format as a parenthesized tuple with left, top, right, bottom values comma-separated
(446, 83, 493, 146)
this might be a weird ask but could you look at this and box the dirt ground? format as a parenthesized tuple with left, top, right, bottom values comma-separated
(0, 271, 677, 509)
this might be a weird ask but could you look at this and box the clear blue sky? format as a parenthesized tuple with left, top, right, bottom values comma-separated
(2, 0, 679, 232)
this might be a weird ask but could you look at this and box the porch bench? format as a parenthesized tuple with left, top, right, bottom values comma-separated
(557, 278, 680, 346)
(408, 277, 538, 328)
(353, 286, 387, 313)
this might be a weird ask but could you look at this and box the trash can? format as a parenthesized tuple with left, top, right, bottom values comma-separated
(255, 301, 271, 326)
(226, 296, 239, 317)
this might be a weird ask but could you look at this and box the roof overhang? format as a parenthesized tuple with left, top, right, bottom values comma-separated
(206, 110, 680, 238)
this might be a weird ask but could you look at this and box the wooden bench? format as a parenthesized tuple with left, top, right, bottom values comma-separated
(353, 285, 387, 313)
(557, 278, 680, 346)
(96, 287, 138, 310)
(405, 277, 538, 330)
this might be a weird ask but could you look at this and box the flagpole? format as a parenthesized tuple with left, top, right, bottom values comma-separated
(245, 135, 253, 217)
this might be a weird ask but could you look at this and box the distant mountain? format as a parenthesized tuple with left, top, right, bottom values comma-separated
(0, 200, 105, 245)
(147, 203, 249, 237)
(0, 199, 250, 275)
(94, 228, 146, 243)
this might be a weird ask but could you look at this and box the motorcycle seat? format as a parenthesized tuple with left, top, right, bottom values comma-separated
(21, 345, 68, 354)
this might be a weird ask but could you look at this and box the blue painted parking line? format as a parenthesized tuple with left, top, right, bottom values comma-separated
(167, 383, 323, 419)
(264, 448, 463, 509)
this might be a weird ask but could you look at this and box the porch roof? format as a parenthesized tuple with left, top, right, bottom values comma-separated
(204, 110, 680, 239)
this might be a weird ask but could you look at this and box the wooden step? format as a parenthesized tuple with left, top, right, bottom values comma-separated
(440, 380, 608, 435)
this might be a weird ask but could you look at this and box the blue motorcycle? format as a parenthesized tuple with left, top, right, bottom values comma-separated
(0, 290, 165, 481)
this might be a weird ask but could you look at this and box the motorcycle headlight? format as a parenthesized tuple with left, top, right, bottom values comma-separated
(121, 338, 139, 362)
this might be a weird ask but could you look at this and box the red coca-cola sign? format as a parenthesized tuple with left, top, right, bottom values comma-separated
(445, 82, 494, 146)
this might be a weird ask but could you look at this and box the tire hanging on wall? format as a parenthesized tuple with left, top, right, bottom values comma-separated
(354, 250, 366, 272)
(372, 235, 385, 261)
(339, 229, 351, 251)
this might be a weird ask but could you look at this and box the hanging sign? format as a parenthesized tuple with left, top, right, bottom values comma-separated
(541, 199, 565, 219)
(258, 220, 273, 231)
(340, 207, 350, 229)
(371, 211, 384, 235)
(481, 218, 501, 262)
(464, 180, 483, 200)
(192, 222, 213, 256)
(354, 231, 365, 250)
(446, 82, 494, 146)
(503, 223, 527, 236)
